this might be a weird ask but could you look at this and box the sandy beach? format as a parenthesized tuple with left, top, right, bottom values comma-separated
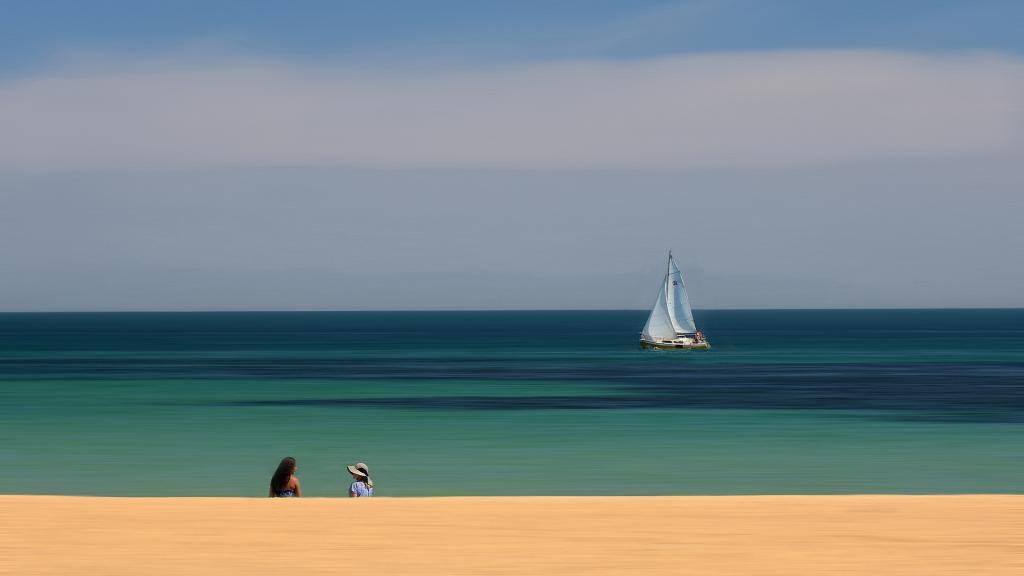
(2, 495, 1021, 575)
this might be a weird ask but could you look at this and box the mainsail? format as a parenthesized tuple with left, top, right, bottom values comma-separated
(642, 253, 698, 341)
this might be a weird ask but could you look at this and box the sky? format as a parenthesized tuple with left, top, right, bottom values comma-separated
(1, 1, 1022, 310)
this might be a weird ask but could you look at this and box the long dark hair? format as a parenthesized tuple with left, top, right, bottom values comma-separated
(270, 457, 296, 493)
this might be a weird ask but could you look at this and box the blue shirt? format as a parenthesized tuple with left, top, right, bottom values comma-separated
(350, 481, 373, 497)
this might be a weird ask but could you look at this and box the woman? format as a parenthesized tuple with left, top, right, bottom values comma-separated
(347, 462, 374, 497)
(269, 456, 301, 497)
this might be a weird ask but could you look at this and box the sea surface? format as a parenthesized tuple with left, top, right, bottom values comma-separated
(1, 310, 1021, 496)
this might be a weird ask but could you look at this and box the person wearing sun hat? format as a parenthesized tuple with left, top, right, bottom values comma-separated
(347, 462, 374, 497)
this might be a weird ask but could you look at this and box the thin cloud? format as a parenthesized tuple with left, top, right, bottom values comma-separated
(1, 50, 1022, 172)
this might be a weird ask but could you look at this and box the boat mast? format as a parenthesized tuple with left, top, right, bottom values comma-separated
(665, 249, 677, 334)
(667, 249, 673, 284)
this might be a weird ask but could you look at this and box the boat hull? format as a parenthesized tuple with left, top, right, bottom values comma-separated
(640, 339, 711, 351)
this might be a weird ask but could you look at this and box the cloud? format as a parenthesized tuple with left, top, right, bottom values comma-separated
(1, 50, 1022, 172)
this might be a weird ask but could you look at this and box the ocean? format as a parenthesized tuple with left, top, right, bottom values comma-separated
(1, 309, 1021, 496)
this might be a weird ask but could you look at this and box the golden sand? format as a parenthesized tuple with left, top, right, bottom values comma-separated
(2, 495, 1021, 575)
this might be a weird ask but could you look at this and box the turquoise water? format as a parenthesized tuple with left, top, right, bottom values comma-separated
(1, 310, 1021, 496)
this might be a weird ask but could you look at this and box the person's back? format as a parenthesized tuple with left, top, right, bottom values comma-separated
(350, 479, 373, 497)
(273, 477, 300, 497)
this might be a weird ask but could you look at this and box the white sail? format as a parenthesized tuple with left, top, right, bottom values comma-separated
(666, 255, 697, 334)
(641, 279, 676, 341)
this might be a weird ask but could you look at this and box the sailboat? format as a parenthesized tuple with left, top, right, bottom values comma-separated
(640, 252, 710, 350)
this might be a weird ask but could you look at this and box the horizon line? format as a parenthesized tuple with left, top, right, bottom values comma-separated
(0, 306, 1020, 314)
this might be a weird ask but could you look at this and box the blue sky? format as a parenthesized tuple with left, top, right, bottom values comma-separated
(3, 0, 1023, 75)
(1, 1, 1022, 310)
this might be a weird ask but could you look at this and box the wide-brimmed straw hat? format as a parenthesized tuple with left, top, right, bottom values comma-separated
(347, 462, 370, 477)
